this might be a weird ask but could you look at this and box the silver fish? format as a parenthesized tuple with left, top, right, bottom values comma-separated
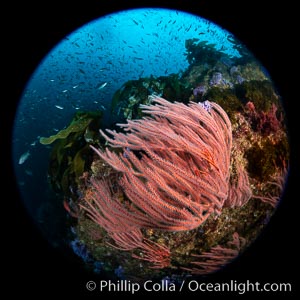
(97, 82, 107, 90)
(18, 151, 30, 165)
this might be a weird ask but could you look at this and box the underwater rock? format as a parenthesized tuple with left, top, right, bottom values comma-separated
(193, 84, 207, 97)
(209, 72, 223, 86)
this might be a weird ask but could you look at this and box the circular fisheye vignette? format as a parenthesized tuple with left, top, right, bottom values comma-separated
(13, 7, 289, 281)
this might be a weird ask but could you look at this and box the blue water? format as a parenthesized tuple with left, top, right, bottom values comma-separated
(12, 8, 241, 242)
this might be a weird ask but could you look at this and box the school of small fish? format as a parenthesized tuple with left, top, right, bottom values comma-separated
(15, 8, 240, 176)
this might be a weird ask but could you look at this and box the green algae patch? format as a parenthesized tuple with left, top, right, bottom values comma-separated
(43, 111, 103, 196)
(40, 113, 94, 145)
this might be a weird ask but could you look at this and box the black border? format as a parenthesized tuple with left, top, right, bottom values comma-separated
(5, 0, 298, 297)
